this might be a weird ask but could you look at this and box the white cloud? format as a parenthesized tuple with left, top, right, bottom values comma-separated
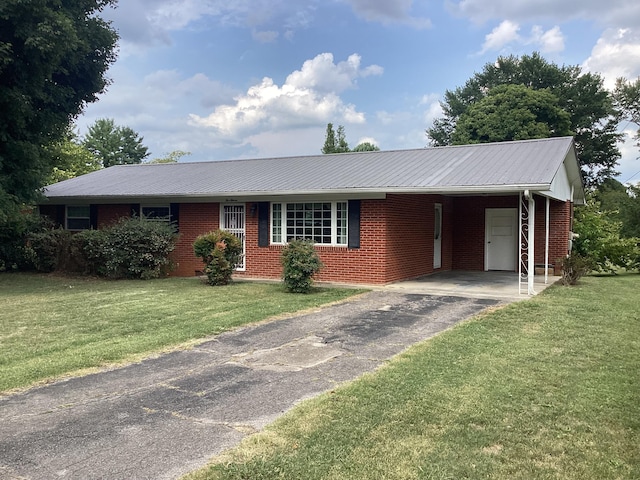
(479, 21, 564, 55)
(77, 67, 240, 157)
(582, 28, 640, 89)
(420, 94, 444, 126)
(530, 25, 564, 53)
(344, 0, 431, 28)
(480, 20, 520, 54)
(189, 53, 383, 140)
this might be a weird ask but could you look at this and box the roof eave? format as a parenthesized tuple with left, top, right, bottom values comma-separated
(40, 183, 552, 204)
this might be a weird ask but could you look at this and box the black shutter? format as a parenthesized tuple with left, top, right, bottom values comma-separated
(348, 200, 360, 249)
(89, 205, 98, 229)
(170, 203, 180, 232)
(258, 202, 270, 247)
(56, 205, 66, 227)
(131, 204, 140, 218)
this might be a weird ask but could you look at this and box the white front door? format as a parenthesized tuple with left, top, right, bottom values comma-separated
(433, 203, 442, 269)
(485, 208, 517, 271)
(221, 204, 246, 270)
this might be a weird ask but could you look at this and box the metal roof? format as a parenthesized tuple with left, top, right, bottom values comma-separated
(42, 137, 583, 202)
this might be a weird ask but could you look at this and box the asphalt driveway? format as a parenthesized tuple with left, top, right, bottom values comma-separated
(0, 291, 500, 480)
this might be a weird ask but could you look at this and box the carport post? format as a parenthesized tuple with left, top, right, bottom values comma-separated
(545, 197, 550, 284)
(527, 194, 536, 295)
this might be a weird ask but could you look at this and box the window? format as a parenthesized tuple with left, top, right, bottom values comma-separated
(141, 205, 170, 222)
(66, 205, 91, 230)
(271, 201, 348, 246)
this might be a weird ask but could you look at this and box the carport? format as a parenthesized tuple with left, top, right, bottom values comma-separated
(381, 270, 561, 301)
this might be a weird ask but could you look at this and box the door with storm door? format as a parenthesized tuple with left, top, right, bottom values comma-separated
(221, 204, 246, 270)
(433, 203, 442, 269)
(485, 208, 517, 271)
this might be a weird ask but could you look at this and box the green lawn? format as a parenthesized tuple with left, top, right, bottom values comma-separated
(0, 273, 362, 393)
(186, 274, 640, 480)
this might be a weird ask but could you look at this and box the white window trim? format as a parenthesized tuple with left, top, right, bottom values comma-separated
(271, 201, 348, 247)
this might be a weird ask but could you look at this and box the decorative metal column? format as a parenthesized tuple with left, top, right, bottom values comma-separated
(519, 191, 536, 295)
(545, 197, 550, 284)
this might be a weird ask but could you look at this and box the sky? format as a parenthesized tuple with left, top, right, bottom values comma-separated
(78, 0, 640, 184)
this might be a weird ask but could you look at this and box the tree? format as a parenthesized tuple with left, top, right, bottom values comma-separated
(0, 0, 118, 218)
(573, 196, 639, 273)
(352, 142, 380, 152)
(614, 76, 640, 152)
(427, 52, 622, 186)
(451, 84, 572, 144)
(45, 130, 101, 184)
(322, 123, 350, 154)
(146, 150, 191, 164)
(83, 118, 150, 167)
(596, 178, 640, 239)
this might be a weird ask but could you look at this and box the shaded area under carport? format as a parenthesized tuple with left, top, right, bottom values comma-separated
(380, 270, 560, 301)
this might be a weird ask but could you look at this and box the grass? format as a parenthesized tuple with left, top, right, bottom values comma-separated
(185, 274, 640, 480)
(0, 273, 363, 393)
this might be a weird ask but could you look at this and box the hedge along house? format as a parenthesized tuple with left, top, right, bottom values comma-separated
(40, 137, 585, 294)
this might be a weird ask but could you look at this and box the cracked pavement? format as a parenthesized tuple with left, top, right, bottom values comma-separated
(0, 291, 500, 480)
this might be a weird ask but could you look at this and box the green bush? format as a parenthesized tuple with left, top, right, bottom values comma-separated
(77, 216, 178, 279)
(573, 198, 640, 273)
(0, 210, 51, 272)
(281, 239, 323, 293)
(193, 230, 243, 285)
(559, 253, 593, 286)
(28, 229, 76, 272)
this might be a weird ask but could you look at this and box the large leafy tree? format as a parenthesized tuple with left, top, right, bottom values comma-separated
(0, 0, 118, 218)
(596, 178, 640, 239)
(427, 52, 622, 186)
(451, 84, 572, 144)
(83, 118, 150, 167)
(45, 130, 101, 184)
(614, 76, 640, 153)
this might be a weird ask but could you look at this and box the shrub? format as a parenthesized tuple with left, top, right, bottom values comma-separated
(281, 239, 323, 293)
(559, 253, 593, 285)
(573, 198, 640, 273)
(0, 210, 51, 272)
(77, 216, 178, 279)
(28, 229, 75, 272)
(193, 230, 243, 285)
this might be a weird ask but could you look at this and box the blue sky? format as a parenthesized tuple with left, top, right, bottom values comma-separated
(79, 0, 640, 184)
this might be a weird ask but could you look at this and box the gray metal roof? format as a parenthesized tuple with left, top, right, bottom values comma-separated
(42, 137, 583, 202)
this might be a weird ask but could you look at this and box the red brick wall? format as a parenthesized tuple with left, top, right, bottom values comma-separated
(42, 194, 573, 283)
(452, 196, 518, 270)
(240, 199, 391, 284)
(383, 194, 453, 282)
(533, 197, 571, 267)
(171, 203, 220, 277)
(452, 195, 571, 272)
(97, 204, 131, 228)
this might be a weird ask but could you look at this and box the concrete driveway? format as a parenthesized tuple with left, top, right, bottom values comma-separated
(0, 291, 500, 480)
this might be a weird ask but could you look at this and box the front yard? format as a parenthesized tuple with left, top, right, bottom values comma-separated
(186, 274, 640, 480)
(0, 273, 362, 393)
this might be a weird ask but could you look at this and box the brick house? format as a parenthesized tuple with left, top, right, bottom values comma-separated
(39, 137, 585, 291)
